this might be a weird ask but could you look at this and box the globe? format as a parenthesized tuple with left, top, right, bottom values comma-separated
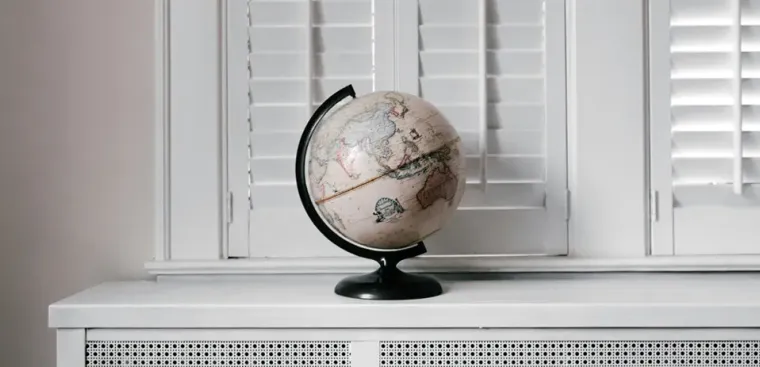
(303, 89, 467, 251)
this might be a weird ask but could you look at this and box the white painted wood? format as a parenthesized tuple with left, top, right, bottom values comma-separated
(477, 0, 487, 190)
(227, 3, 249, 257)
(225, 0, 251, 258)
(220, 3, 229, 259)
(154, 0, 170, 261)
(373, 0, 396, 91)
(246, 0, 379, 258)
(350, 341, 379, 367)
(247, 208, 557, 257)
(731, 0, 744, 194)
(394, 0, 569, 256)
(49, 273, 760, 329)
(235, 0, 570, 261)
(674, 206, 760, 255)
(674, 184, 760, 206)
(647, 0, 675, 256)
(56, 329, 84, 367)
(146, 253, 760, 274)
(395, 0, 419, 95)
(304, 0, 313, 115)
(84, 327, 760, 343)
(566, 0, 647, 258)
(158, 0, 760, 268)
(424, 209, 558, 255)
(543, 0, 569, 253)
(649, 0, 760, 256)
(167, 0, 223, 260)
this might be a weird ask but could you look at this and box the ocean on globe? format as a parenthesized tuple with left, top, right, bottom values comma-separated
(306, 90, 466, 250)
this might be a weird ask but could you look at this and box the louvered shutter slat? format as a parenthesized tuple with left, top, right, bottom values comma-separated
(313, 78, 372, 101)
(241, 0, 568, 258)
(250, 53, 372, 77)
(417, 0, 481, 212)
(417, 0, 548, 211)
(651, 0, 760, 255)
(434, 104, 545, 132)
(487, 78, 544, 103)
(316, 53, 372, 76)
(488, 51, 544, 74)
(249, 1, 306, 24)
(489, 104, 546, 129)
(250, 79, 307, 104)
(668, 0, 760, 202)
(395, 0, 568, 256)
(250, 27, 306, 51)
(250, 158, 293, 184)
(486, 0, 544, 22)
(249, 105, 307, 131)
(464, 157, 544, 183)
(483, 0, 545, 207)
(487, 131, 544, 155)
(244, 0, 384, 258)
(674, 157, 760, 184)
(249, 0, 374, 205)
(482, 157, 544, 182)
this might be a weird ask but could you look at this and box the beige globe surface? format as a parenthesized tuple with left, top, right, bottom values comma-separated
(307, 90, 466, 250)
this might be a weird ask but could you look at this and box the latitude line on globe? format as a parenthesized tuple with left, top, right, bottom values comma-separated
(314, 136, 462, 206)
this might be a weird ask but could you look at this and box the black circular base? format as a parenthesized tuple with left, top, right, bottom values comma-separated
(334, 265, 443, 300)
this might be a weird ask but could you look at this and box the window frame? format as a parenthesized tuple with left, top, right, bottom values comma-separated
(153, 0, 228, 263)
(147, 0, 760, 276)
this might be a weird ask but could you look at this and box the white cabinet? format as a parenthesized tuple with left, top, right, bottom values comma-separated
(50, 273, 760, 366)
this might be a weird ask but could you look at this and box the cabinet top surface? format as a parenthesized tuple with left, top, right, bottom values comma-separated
(48, 273, 760, 329)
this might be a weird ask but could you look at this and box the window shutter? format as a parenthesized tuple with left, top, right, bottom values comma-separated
(396, 0, 568, 255)
(650, 0, 760, 255)
(246, 0, 384, 257)
(239, 0, 568, 260)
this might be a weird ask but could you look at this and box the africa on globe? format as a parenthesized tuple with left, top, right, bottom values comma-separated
(305, 89, 466, 251)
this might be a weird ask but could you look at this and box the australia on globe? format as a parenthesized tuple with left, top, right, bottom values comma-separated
(306, 90, 466, 250)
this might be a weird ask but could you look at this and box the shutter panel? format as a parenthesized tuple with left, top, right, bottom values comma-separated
(240, 0, 568, 260)
(397, 0, 568, 255)
(650, 0, 760, 255)
(246, 0, 381, 257)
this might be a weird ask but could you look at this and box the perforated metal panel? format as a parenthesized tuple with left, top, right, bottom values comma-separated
(379, 341, 760, 366)
(85, 341, 350, 366)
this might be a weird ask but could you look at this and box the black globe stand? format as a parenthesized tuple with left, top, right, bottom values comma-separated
(295, 84, 444, 301)
(333, 242, 443, 300)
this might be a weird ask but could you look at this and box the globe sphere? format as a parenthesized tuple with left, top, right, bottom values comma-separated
(305, 90, 466, 250)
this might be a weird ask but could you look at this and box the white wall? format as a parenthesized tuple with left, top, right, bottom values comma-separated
(0, 1, 155, 366)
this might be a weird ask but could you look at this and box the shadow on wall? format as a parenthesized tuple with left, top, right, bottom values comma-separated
(0, 1, 155, 366)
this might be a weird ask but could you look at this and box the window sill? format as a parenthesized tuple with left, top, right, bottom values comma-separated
(144, 254, 760, 275)
(49, 272, 760, 329)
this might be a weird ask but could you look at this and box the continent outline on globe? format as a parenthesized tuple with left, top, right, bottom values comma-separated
(309, 92, 408, 186)
(305, 90, 466, 250)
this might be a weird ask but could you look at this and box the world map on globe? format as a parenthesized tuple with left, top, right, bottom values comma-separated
(306, 90, 466, 250)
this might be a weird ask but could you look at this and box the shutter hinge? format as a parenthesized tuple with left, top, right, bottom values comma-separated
(227, 192, 234, 224)
(564, 189, 571, 221)
(650, 190, 659, 222)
